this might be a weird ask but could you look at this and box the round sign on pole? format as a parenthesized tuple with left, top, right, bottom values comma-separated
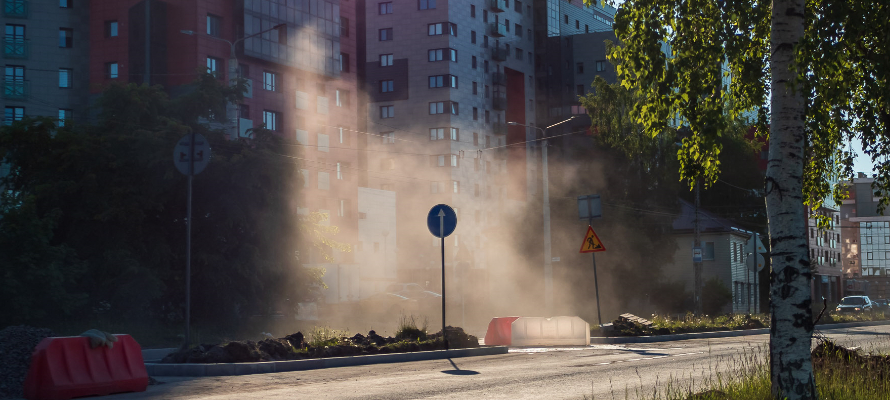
(174, 133, 211, 176)
(427, 204, 457, 238)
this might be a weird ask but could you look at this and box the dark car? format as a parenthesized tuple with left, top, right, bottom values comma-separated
(836, 296, 874, 313)
(873, 299, 890, 311)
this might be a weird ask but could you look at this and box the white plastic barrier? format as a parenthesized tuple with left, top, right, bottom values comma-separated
(510, 316, 590, 346)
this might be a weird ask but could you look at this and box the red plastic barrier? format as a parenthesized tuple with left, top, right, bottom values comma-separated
(484, 317, 520, 346)
(23, 335, 148, 400)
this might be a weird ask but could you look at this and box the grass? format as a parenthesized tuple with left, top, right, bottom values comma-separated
(645, 339, 890, 400)
(307, 326, 350, 348)
(395, 314, 428, 342)
(605, 311, 890, 337)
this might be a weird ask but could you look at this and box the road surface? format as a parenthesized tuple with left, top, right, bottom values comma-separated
(102, 325, 890, 399)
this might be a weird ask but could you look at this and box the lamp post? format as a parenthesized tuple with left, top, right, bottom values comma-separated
(180, 24, 284, 139)
(507, 116, 575, 314)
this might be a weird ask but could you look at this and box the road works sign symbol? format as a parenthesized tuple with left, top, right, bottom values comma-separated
(579, 226, 606, 253)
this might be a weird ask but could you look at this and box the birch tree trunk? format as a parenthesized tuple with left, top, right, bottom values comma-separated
(768, 0, 816, 398)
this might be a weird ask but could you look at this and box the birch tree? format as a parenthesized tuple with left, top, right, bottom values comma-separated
(594, 0, 889, 398)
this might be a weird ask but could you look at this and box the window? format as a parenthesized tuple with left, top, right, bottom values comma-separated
(596, 60, 607, 72)
(105, 21, 119, 37)
(379, 2, 393, 14)
(450, 127, 459, 140)
(382, 131, 395, 143)
(105, 62, 119, 79)
(59, 28, 73, 48)
(339, 53, 350, 72)
(703, 242, 715, 260)
(238, 64, 249, 78)
(516, 47, 523, 60)
(472, 56, 477, 69)
(428, 48, 456, 62)
(505, 19, 510, 32)
(58, 68, 72, 88)
(336, 163, 345, 180)
(380, 54, 393, 66)
(318, 172, 330, 190)
(380, 80, 394, 92)
(472, 81, 478, 94)
(419, 0, 436, 10)
(429, 75, 457, 88)
(515, 0, 522, 11)
(576, 20, 580, 29)
(206, 57, 222, 77)
(564, 14, 568, 24)
(868, 252, 874, 260)
(484, 60, 489, 72)
(336, 89, 349, 107)
(240, 105, 250, 118)
(318, 133, 329, 152)
(4, 106, 24, 125)
(379, 28, 393, 41)
(485, 110, 490, 123)
(207, 14, 221, 37)
(577, 85, 584, 96)
(473, 132, 479, 145)
(516, 24, 522, 37)
(483, 10, 488, 23)
(429, 101, 458, 114)
(585, 24, 590, 33)
(428, 23, 457, 36)
(263, 110, 279, 131)
(380, 105, 394, 118)
(263, 71, 277, 91)
(473, 107, 478, 120)
(431, 182, 441, 194)
(471, 31, 477, 44)
(59, 0, 71, 7)
(340, 17, 349, 37)
(471, 4, 476, 17)
(453, 181, 460, 193)
(430, 128, 446, 140)
(58, 109, 72, 126)
(577, 62, 584, 73)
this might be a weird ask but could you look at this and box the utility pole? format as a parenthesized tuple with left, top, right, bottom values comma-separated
(508, 117, 575, 315)
(694, 178, 702, 314)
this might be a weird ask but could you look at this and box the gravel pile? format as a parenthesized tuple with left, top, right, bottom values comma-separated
(0, 325, 54, 399)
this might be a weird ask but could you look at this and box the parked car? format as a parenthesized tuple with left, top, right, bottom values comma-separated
(836, 295, 874, 314)
(873, 299, 890, 311)
(385, 283, 426, 298)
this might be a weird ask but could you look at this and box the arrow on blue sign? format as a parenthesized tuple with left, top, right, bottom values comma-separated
(427, 204, 457, 238)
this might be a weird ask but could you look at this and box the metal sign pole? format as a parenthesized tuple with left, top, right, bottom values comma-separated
(440, 211, 447, 350)
(589, 213, 602, 326)
(183, 133, 194, 351)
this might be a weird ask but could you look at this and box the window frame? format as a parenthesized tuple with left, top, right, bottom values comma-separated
(59, 28, 73, 48)
(380, 79, 394, 93)
(104, 20, 119, 38)
(379, 28, 393, 41)
(380, 53, 394, 66)
(379, 1, 393, 14)
(418, 0, 436, 10)
(263, 71, 277, 91)
(58, 68, 72, 88)
(262, 110, 280, 131)
(380, 105, 394, 118)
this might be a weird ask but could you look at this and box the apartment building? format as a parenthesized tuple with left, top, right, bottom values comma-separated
(3, 0, 90, 126)
(360, 0, 538, 291)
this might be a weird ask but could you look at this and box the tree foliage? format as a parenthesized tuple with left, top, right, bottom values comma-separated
(0, 76, 340, 328)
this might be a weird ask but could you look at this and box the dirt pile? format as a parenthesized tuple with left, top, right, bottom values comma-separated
(0, 325, 54, 399)
(161, 328, 479, 364)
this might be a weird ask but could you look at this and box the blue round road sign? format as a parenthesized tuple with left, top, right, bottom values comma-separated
(427, 204, 457, 238)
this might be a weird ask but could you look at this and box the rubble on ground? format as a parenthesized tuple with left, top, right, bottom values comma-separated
(160, 327, 479, 364)
(0, 325, 54, 399)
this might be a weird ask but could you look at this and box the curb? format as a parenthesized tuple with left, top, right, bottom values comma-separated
(589, 320, 890, 344)
(145, 346, 508, 377)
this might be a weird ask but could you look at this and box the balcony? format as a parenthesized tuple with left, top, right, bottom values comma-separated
(491, 72, 507, 86)
(491, 46, 507, 62)
(492, 122, 507, 135)
(488, 0, 506, 12)
(3, 0, 28, 18)
(492, 91, 507, 110)
(488, 23, 506, 38)
(2, 79, 29, 100)
(3, 37, 29, 59)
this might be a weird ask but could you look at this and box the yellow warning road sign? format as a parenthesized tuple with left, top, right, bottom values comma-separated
(579, 226, 606, 253)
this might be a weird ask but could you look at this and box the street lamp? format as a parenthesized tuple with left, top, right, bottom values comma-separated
(180, 23, 285, 139)
(507, 116, 576, 314)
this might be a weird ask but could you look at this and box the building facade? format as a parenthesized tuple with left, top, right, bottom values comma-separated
(3, 0, 90, 126)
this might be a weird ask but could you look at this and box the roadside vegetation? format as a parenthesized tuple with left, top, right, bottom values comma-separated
(647, 339, 890, 400)
(602, 311, 890, 337)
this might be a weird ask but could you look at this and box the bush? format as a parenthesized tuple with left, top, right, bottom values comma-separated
(702, 277, 732, 315)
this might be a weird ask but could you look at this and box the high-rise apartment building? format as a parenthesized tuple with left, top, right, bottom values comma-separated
(3, 0, 90, 126)
(360, 0, 538, 289)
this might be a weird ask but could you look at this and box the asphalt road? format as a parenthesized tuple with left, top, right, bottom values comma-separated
(102, 325, 890, 400)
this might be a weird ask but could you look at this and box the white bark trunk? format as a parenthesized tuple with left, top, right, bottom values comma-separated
(768, 0, 816, 398)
